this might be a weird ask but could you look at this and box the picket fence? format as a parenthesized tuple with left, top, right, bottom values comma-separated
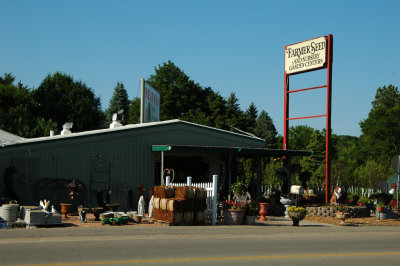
(169, 175, 217, 225)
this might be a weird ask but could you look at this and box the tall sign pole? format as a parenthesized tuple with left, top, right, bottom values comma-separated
(283, 35, 333, 203)
(325, 35, 333, 203)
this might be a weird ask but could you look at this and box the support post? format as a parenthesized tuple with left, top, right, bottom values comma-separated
(161, 151, 164, 186)
(257, 155, 262, 198)
(212, 174, 218, 226)
(228, 153, 232, 201)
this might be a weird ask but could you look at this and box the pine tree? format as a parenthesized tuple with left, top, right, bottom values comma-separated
(254, 110, 277, 148)
(105, 82, 130, 125)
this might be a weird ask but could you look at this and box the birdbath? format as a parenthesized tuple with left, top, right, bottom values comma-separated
(91, 207, 104, 221)
(106, 203, 120, 212)
(280, 198, 292, 218)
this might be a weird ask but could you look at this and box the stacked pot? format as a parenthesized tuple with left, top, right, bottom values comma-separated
(0, 204, 19, 224)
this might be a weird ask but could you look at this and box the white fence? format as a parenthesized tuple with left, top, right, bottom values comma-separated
(170, 175, 217, 225)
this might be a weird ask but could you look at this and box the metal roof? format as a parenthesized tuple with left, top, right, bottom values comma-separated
(1, 119, 264, 147)
(152, 144, 314, 157)
(0, 129, 25, 144)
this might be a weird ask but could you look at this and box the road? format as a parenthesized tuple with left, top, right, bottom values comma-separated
(1, 223, 400, 265)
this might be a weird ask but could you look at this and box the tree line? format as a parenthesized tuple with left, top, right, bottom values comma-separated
(1, 61, 399, 193)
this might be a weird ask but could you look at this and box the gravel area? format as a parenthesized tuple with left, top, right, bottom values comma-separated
(304, 215, 400, 226)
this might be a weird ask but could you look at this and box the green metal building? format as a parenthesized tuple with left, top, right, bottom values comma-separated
(0, 119, 311, 210)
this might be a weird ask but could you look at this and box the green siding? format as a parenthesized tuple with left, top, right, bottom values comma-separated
(0, 120, 264, 207)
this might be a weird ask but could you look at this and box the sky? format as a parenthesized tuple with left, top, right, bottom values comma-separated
(2, 0, 399, 137)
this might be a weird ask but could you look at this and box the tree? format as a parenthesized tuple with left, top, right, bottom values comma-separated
(128, 97, 141, 124)
(226, 93, 247, 131)
(33, 72, 105, 133)
(0, 73, 56, 138)
(289, 125, 315, 150)
(300, 129, 326, 190)
(254, 110, 278, 148)
(147, 61, 205, 121)
(105, 82, 130, 125)
(359, 85, 400, 163)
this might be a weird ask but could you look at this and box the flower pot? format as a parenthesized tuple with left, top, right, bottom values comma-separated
(223, 209, 246, 225)
(359, 202, 364, 207)
(244, 215, 256, 225)
(258, 203, 269, 221)
(288, 211, 306, 226)
(60, 203, 72, 219)
(377, 206, 383, 212)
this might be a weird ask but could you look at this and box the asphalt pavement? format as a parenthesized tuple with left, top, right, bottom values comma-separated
(1, 217, 400, 266)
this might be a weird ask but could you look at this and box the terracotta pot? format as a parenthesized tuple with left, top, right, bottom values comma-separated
(377, 206, 383, 212)
(60, 203, 72, 219)
(359, 202, 364, 207)
(223, 209, 246, 225)
(258, 203, 269, 221)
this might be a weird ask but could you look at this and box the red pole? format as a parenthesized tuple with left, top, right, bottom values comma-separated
(283, 71, 289, 151)
(325, 34, 333, 203)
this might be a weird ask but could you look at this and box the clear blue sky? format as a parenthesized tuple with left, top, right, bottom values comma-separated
(2, 0, 399, 137)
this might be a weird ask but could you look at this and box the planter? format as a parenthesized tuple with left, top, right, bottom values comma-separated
(223, 209, 246, 225)
(258, 203, 269, 221)
(280, 198, 292, 218)
(288, 211, 306, 226)
(335, 212, 349, 225)
(60, 203, 72, 219)
(244, 215, 256, 225)
(377, 206, 383, 212)
(358, 202, 364, 207)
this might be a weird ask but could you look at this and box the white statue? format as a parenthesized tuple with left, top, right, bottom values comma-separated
(138, 196, 145, 216)
(148, 195, 154, 218)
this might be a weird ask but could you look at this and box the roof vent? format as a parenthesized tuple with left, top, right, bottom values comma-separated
(61, 122, 73, 135)
(110, 113, 123, 129)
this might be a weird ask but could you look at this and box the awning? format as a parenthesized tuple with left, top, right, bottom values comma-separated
(152, 144, 314, 157)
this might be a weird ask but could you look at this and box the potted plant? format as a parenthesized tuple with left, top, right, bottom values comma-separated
(377, 202, 385, 212)
(244, 200, 259, 225)
(230, 178, 248, 201)
(287, 206, 307, 226)
(223, 200, 247, 225)
(358, 197, 367, 207)
(335, 205, 349, 225)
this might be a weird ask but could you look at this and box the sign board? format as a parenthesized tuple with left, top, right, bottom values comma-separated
(140, 78, 160, 123)
(285, 36, 328, 75)
(392, 155, 400, 173)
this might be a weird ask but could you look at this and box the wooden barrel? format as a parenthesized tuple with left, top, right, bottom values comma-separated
(195, 211, 204, 223)
(183, 211, 194, 223)
(160, 198, 168, 210)
(186, 189, 195, 200)
(153, 197, 161, 209)
(174, 211, 182, 225)
(196, 189, 207, 200)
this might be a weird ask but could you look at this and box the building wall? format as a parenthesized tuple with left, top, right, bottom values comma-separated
(0, 121, 264, 209)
